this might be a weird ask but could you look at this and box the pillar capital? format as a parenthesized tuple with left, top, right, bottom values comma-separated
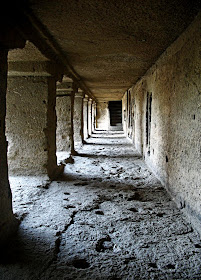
(8, 60, 63, 81)
(56, 77, 74, 96)
(83, 94, 89, 102)
(75, 88, 84, 98)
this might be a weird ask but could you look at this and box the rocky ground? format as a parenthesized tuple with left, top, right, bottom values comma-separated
(1, 131, 201, 280)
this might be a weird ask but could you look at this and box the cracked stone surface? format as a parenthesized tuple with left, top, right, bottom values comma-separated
(1, 131, 201, 279)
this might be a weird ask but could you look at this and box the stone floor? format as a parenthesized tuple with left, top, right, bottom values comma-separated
(1, 131, 201, 280)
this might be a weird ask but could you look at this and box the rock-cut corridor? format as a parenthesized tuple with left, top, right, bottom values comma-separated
(1, 131, 201, 280)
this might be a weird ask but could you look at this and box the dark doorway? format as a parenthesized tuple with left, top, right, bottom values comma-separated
(109, 101, 122, 130)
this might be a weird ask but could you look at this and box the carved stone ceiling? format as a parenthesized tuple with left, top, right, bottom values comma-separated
(27, 1, 200, 100)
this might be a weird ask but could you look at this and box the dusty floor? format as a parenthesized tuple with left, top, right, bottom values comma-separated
(1, 131, 201, 280)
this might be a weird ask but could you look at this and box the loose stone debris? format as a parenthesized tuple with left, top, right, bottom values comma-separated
(1, 131, 201, 280)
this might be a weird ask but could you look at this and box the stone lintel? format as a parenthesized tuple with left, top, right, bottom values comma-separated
(8, 60, 63, 80)
(97, 100, 109, 103)
(57, 88, 73, 94)
(56, 93, 72, 97)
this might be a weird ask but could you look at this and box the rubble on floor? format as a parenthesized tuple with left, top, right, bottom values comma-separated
(1, 131, 201, 280)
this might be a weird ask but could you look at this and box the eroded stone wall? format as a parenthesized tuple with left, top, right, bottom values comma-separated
(6, 76, 58, 178)
(123, 13, 201, 234)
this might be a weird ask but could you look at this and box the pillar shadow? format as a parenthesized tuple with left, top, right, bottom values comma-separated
(82, 142, 132, 146)
(90, 136, 126, 139)
(57, 173, 166, 203)
(75, 153, 142, 159)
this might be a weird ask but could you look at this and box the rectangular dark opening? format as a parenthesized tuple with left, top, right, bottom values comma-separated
(108, 101, 122, 129)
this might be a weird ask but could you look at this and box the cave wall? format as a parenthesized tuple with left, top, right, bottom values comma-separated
(123, 13, 201, 234)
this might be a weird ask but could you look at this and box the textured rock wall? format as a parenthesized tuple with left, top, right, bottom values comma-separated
(130, 83, 144, 155)
(167, 14, 201, 233)
(56, 95, 72, 152)
(126, 13, 201, 234)
(6, 76, 58, 178)
(0, 51, 18, 246)
(96, 102, 109, 130)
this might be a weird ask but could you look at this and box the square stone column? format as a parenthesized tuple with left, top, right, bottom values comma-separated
(74, 89, 84, 147)
(92, 101, 96, 132)
(56, 79, 74, 153)
(88, 98, 93, 136)
(70, 88, 76, 155)
(56, 77, 77, 156)
(0, 50, 18, 246)
(83, 95, 89, 140)
(56, 93, 72, 152)
(6, 61, 63, 179)
(96, 101, 110, 130)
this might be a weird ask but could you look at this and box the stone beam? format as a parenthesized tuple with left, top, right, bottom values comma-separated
(14, 8, 97, 102)
(8, 60, 63, 81)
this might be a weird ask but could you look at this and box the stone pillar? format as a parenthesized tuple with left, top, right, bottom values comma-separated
(83, 95, 89, 140)
(6, 61, 63, 179)
(56, 79, 74, 153)
(96, 101, 110, 130)
(70, 87, 76, 155)
(88, 98, 92, 136)
(92, 101, 96, 132)
(74, 88, 84, 148)
(0, 50, 18, 246)
(94, 102, 97, 130)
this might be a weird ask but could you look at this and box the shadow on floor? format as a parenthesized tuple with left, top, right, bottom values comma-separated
(73, 153, 142, 159)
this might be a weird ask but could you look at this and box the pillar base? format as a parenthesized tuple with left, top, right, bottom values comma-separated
(71, 150, 79, 156)
(49, 164, 65, 180)
(64, 155, 74, 164)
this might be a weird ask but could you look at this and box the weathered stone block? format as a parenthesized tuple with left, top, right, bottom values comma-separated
(123, 13, 201, 234)
(6, 76, 58, 178)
